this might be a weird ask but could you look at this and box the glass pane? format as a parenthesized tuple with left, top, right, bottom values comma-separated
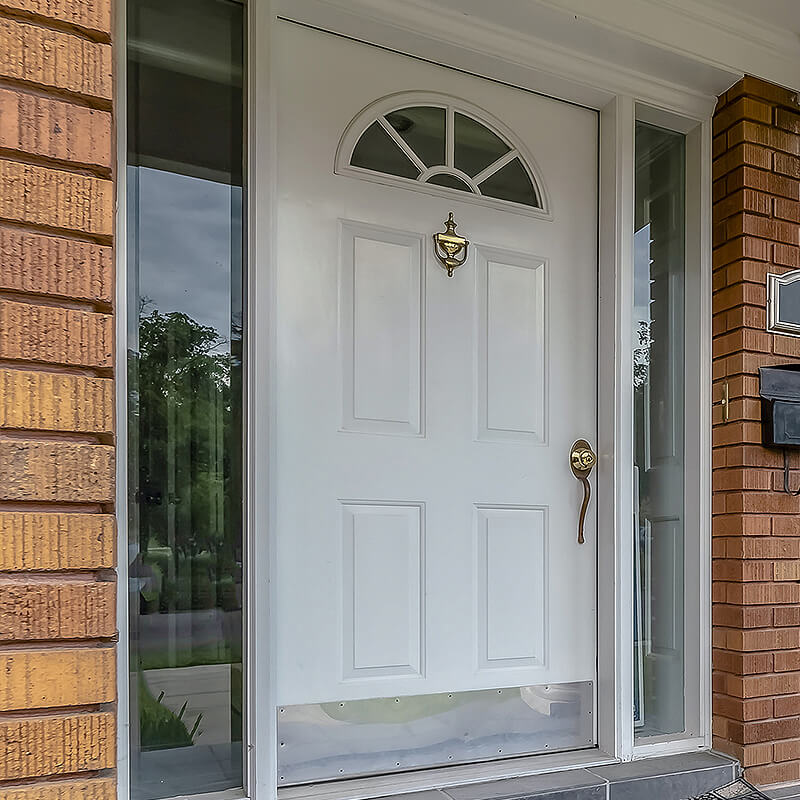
(633, 122, 686, 739)
(426, 172, 473, 192)
(386, 106, 446, 168)
(127, 0, 244, 797)
(777, 279, 800, 327)
(478, 157, 538, 207)
(454, 111, 509, 177)
(351, 121, 420, 179)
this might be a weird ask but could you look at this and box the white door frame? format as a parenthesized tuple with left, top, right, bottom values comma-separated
(251, 1, 715, 797)
(109, 0, 722, 797)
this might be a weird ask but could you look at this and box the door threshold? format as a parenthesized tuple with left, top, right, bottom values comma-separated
(278, 752, 738, 800)
(277, 750, 618, 800)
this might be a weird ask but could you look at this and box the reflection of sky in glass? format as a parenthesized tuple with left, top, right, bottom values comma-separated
(778, 279, 800, 326)
(634, 224, 652, 329)
(132, 165, 240, 352)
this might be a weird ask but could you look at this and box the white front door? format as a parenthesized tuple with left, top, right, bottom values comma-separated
(274, 22, 598, 782)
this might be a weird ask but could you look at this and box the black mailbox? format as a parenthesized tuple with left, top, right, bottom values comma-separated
(760, 364, 800, 448)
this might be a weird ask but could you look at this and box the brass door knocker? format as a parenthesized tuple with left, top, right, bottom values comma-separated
(570, 439, 597, 545)
(433, 212, 469, 277)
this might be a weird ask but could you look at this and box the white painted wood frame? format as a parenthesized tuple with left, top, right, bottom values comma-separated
(115, 0, 131, 796)
(116, 1, 718, 798)
(245, 4, 715, 794)
(630, 105, 714, 759)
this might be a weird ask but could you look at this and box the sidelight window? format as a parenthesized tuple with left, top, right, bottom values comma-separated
(126, 0, 245, 796)
(633, 120, 689, 741)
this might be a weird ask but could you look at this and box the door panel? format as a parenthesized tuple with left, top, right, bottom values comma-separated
(475, 246, 546, 443)
(340, 222, 425, 436)
(274, 21, 598, 774)
(342, 502, 424, 679)
(476, 505, 546, 668)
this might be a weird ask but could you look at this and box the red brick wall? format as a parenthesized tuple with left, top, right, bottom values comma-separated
(712, 76, 800, 785)
(0, 0, 116, 796)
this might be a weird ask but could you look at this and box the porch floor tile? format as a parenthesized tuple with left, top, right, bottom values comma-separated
(377, 753, 738, 800)
(442, 768, 606, 799)
(769, 785, 800, 800)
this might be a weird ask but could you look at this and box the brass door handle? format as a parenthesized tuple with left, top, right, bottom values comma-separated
(570, 439, 596, 545)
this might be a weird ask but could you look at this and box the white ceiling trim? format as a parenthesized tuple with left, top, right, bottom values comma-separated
(653, 0, 800, 53)
(277, 0, 730, 119)
(538, 0, 800, 93)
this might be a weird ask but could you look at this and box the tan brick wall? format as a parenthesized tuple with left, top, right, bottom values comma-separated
(0, 778, 115, 800)
(713, 76, 800, 785)
(0, 712, 116, 782)
(0, 0, 116, 794)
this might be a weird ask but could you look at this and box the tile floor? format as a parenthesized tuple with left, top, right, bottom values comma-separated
(377, 753, 737, 800)
(769, 786, 800, 800)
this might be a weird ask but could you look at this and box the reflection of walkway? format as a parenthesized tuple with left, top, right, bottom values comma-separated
(136, 608, 242, 658)
(135, 742, 242, 799)
(144, 664, 232, 746)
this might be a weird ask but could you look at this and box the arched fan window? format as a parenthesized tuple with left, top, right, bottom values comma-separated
(336, 93, 549, 216)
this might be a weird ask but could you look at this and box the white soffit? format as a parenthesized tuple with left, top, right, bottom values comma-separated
(717, 0, 800, 35)
(278, 0, 800, 119)
(532, 0, 800, 94)
(277, 0, 737, 119)
(426, 0, 743, 95)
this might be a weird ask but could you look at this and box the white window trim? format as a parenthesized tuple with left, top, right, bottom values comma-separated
(630, 104, 713, 758)
(334, 91, 552, 219)
(115, 0, 131, 795)
(767, 270, 800, 338)
(116, 1, 716, 798)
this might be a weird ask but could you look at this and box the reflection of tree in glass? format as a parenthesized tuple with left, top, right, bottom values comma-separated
(135, 307, 242, 617)
(634, 320, 652, 390)
(133, 307, 243, 753)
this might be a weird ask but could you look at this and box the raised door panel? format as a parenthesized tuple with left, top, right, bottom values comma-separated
(340, 221, 425, 436)
(475, 245, 546, 443)
(342, 502, 424, 679)
(476, 505, 546, 670)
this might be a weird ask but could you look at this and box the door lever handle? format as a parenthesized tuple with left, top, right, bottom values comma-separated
(570, 439, 596, 545)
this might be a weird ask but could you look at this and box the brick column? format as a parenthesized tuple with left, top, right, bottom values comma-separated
(0, 1, 116, 797)
(712, 76, 800, 785)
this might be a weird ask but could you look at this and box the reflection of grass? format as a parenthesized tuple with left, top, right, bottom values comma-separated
(139, 673, 194, 750)
(138, 643, 242, 671)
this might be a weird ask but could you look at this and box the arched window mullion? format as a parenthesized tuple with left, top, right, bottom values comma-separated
(472, 149, 519, 187)
(338, 94, 549, 214)
(419, 165, 481, 194)
(446, 106, 455, 169)
(377, 116, 427, 173)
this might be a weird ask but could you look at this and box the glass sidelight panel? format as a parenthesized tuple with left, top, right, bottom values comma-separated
(127, 0, 245, 797)
(633, 122, 686, 739)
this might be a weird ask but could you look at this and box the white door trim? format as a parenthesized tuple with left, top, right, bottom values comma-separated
(111, 1, 714, 799)
(596, 94, 636, 762)
(244, 2, 714, 797)
(248, 2, 279, 798)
